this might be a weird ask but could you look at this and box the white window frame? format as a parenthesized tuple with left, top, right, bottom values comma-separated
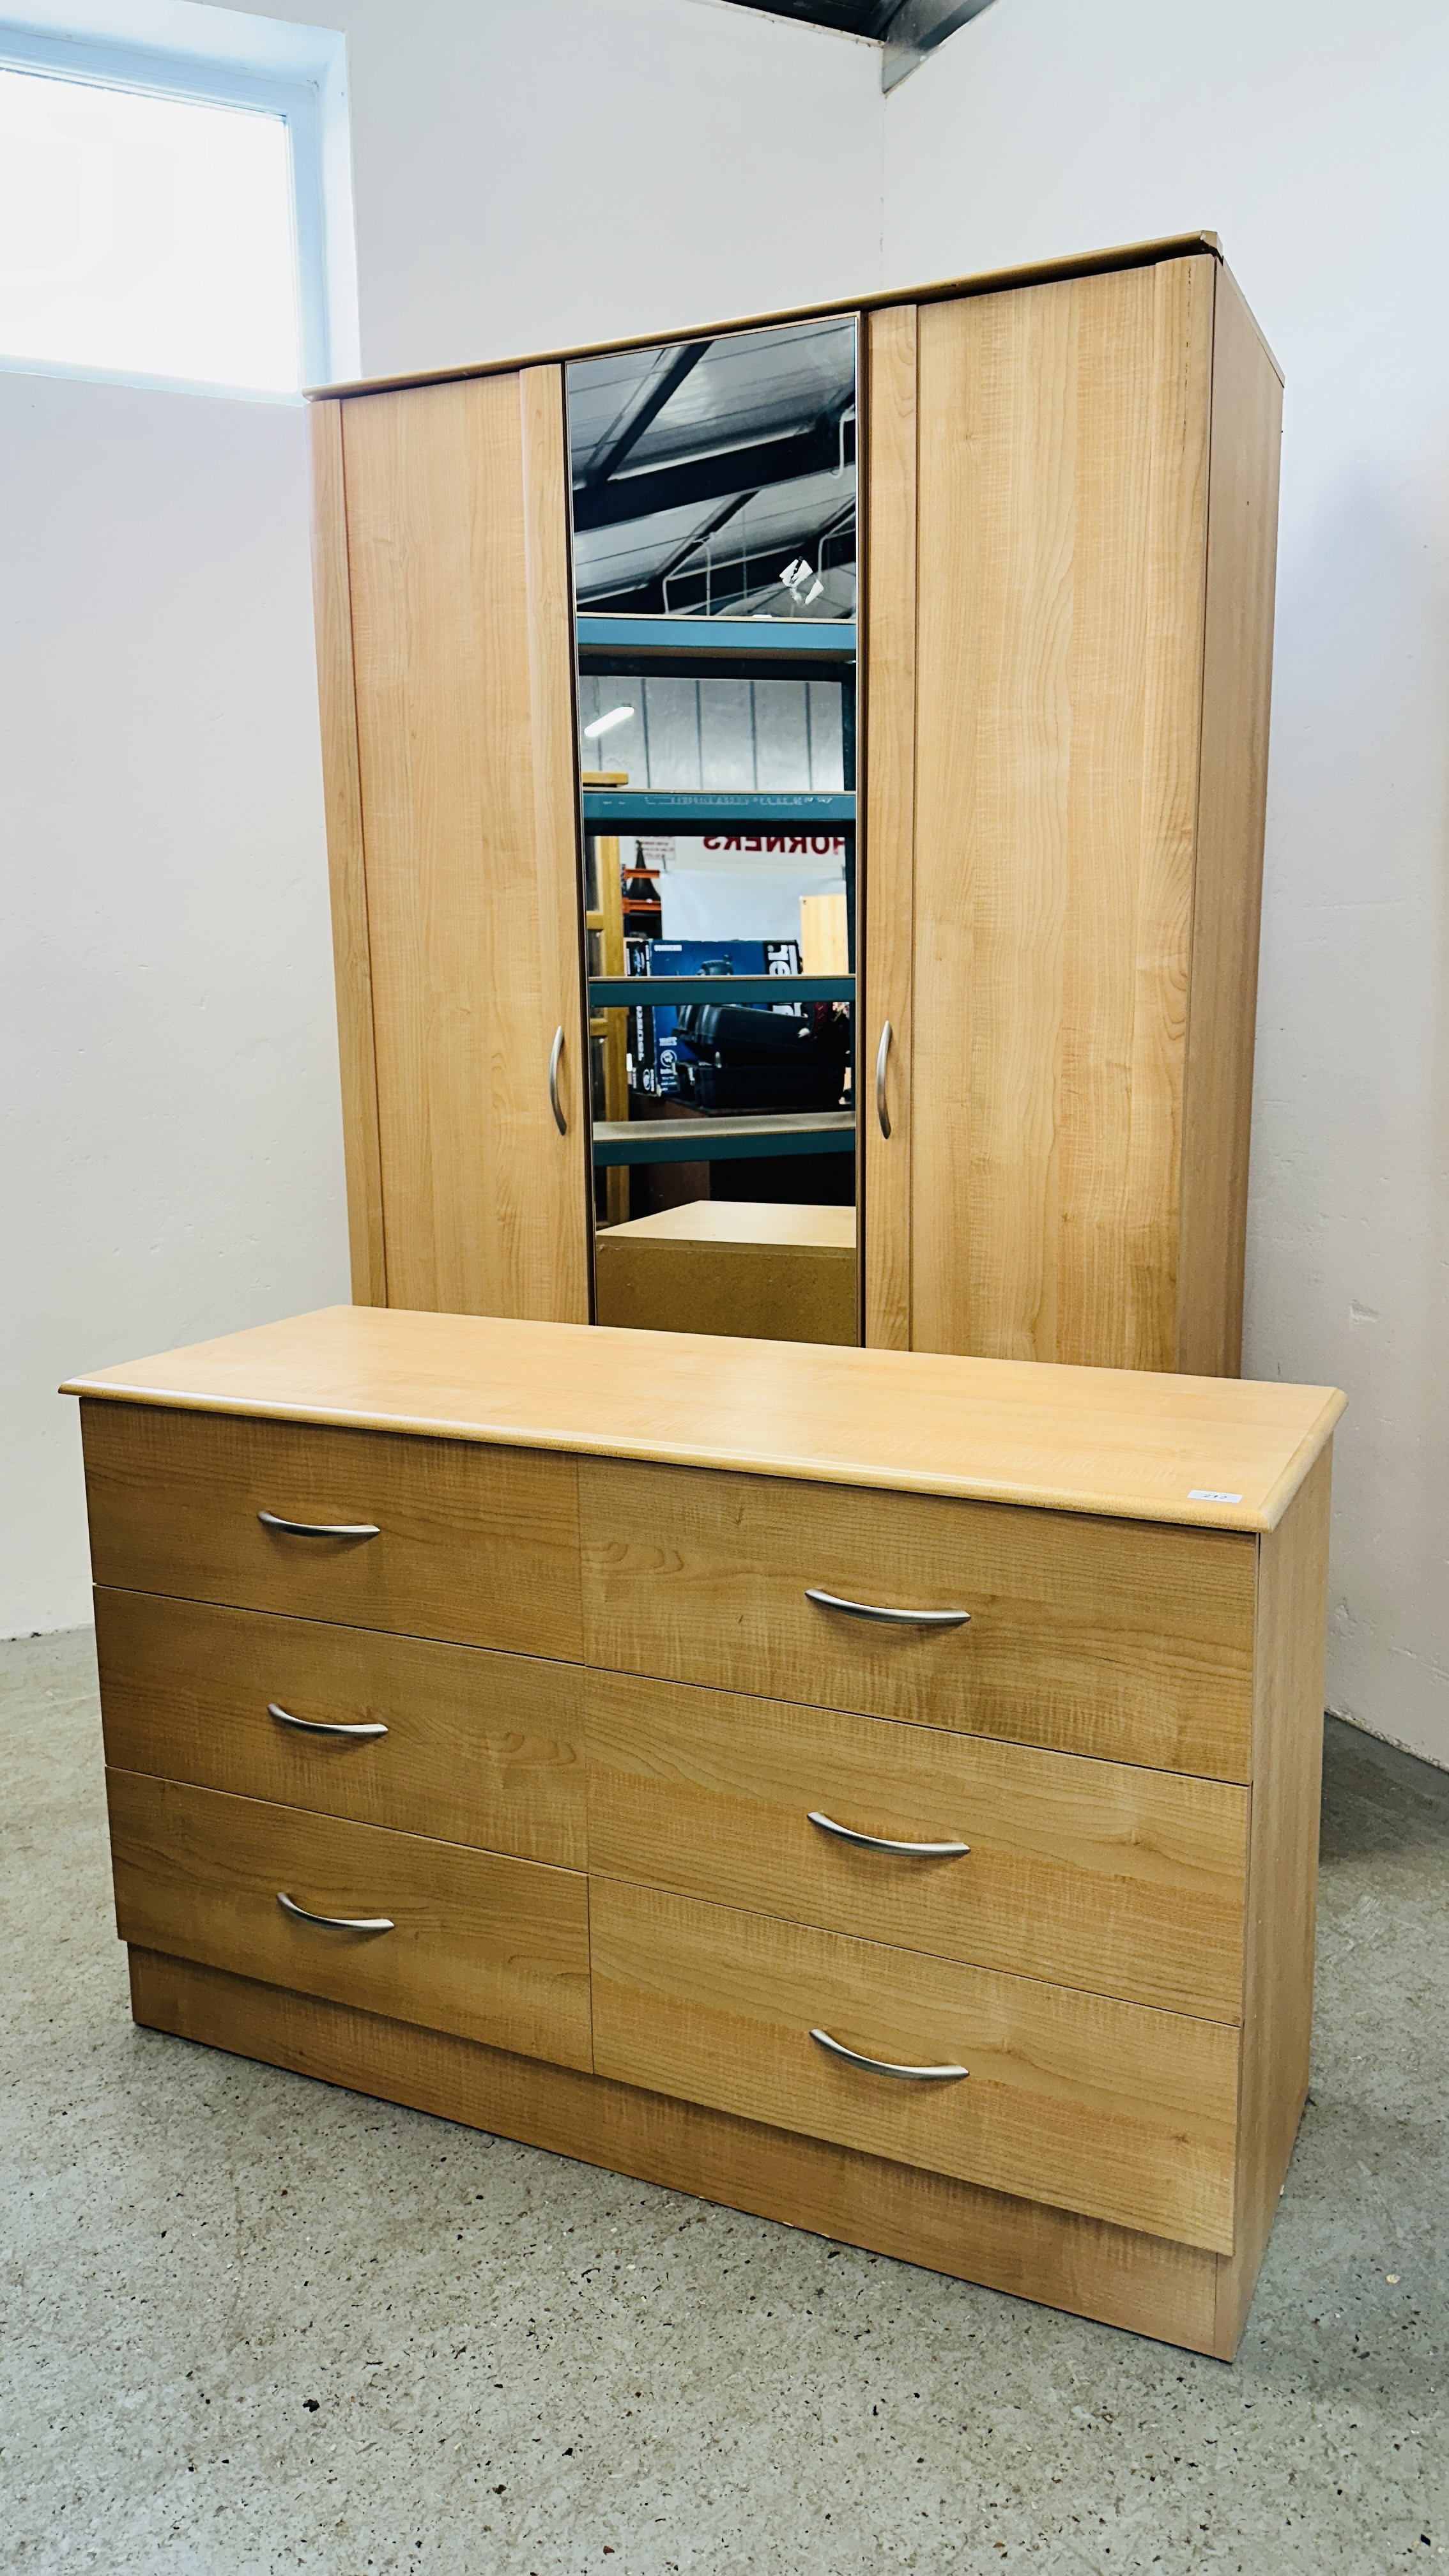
(0, 8, 358, 399)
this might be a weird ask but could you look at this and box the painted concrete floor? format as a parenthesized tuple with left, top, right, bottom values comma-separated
(1, 1629, 1445, 2576)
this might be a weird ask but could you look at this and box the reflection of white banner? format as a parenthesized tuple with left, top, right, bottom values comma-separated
(623, 835, 845, 942)
(629, 834, 847, 877)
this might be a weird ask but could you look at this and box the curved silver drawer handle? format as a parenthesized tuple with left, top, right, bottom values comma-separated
(257, 1511, 380, 1540)
(548, 1025, 567, 1135)
(277, 1891, 394, 1933)
(269, 1702, 389, 1742)
(811, 2027, 967, 2083)
(875, 1019, 893, 1139)
(805, 1587, 970, 1630)
(808, 1810, 970, 1859)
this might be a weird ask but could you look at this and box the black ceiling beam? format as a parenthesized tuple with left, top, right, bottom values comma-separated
(573, 413, 855, 535)
(583, 339, 711, 491)
(715, 1, 885, 30)
(718, 0, 998, 87)
(880, 0, 998, 89)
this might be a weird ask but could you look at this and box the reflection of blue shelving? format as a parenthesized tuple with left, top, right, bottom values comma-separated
(592, 1114, 854, 1168)
(578, 614, 855, 665)
(589, 975, 852, 1008)
(583, 790, 854, 831)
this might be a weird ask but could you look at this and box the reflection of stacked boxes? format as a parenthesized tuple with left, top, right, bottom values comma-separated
(673, 1000, 848, 1113)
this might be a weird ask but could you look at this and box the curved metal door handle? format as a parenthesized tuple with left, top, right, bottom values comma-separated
(875, 1020, 893, 1139)
(257, 1511, 379, 1541)
(808, 1810, 970, 1859)
(810, 2027, 967, 2083)
(805, 1587, 970, 1630)
(277, 1891, 394, 1933)
(548, 1025, 567, 1135)
(269, 1703, 388, 1742)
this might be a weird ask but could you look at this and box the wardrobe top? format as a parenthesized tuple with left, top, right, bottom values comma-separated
(305, 231, 1225, 405)
(63, 1304, 1343, 1535)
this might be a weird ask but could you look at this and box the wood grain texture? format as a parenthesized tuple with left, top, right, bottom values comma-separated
(340, 367, 589, 1323)
(80, 1400, 582, 1661)
(95, 1589, 586, 1865)
(581, 1457, 1257, 1777)
(1213, 1445, 1333, 2357)
(1176, 264, 1283, 1377)
(591, 1882, 1239, 2249)
(128, 1948, 1227, 2353)
(594, 1209, 857, 1346)
(108, 1774, 592, 2067)
(799, 892, 850, 975)
(862, 304, 919, 1353)
(63, 1305, 1346, 1536)
(585, 1669, 1248, 2016)
(910, 256, 1215, 1371)
(306, 399, 387, 1307)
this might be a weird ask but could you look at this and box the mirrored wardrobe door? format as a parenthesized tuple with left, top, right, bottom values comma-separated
(566, 316, 862, 1349)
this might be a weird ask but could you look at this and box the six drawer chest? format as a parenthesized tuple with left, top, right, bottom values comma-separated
(64, 1305, 1344, 2359)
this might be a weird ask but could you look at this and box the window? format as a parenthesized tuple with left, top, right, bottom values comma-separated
(0, 13, 356, 397)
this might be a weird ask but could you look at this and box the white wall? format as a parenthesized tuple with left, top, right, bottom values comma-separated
(884, 0, 1449, 1768)
(250, 0, 885, 378)
(3, 0, 884, 1637)
(0, 372, 348, 1635)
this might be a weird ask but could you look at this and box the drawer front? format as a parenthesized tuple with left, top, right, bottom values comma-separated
(81, 1401, 581, 1660)
(96, 1590, 585, 1867)
(581, 1460, 1256, 1779)
(586, 1673, 1248, 2019)
(107, 1771, 592, 2068)
(591, 1881, 1238, 2250)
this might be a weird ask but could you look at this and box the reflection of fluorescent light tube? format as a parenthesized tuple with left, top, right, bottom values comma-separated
(584, 705, 634, 739)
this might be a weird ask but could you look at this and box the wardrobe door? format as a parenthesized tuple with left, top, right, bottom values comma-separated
(333, 369, 589, 1323)
(869, 255, 1222, 1372)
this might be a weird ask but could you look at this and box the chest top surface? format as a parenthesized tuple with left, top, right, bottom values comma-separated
(63, 1307, 1344, 1536)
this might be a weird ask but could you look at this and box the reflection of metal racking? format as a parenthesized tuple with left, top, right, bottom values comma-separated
(581, 770, 630, 1222)
(593, 1112, 854, 1169)
(581, 789, 854, 829)
(588, 977, 851, 1006)
(578, 614, 855, 675)
(577, 616, 857, 1176)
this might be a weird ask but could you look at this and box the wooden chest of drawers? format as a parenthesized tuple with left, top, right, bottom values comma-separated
(65, 1307, 1343, 2359)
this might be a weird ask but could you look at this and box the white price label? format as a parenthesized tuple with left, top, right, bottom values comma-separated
(1188, 1488, 1243, 1503)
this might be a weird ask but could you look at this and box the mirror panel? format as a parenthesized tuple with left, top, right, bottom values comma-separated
(567, 317, 859, 1348)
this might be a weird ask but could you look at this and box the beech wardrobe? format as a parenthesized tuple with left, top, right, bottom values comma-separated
(308, 231, 1280, 1374)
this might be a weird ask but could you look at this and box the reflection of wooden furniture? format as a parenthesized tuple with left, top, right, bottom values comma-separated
(864, 256, 1280, 1372)
(581, 772, 629, 1227)
(799, 892, 848, 976)
(68, 1305, 1342, 2359)
(309, 235, 1278, 1370)
(308, 373, 588, 1321)
(595, 1201, 856, 1344)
